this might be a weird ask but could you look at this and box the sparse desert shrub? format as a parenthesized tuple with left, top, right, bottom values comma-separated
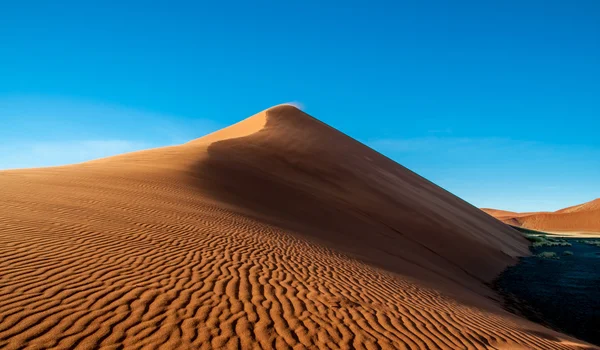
(537, 251, 559, 259)
(531, 237, 571, 247)
(526, 235, 546, 243)
(575, 240, 600, 247)
(583, 240, 600, 247)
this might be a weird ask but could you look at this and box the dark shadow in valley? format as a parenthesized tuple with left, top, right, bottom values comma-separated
(495, 238, 600, 346)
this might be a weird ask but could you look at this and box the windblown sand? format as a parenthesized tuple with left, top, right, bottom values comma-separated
(1, 105, 595, 349)
(483, 199, 600, 235)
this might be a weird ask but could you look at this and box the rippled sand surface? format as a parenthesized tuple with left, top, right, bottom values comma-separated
(1, 105, 594, 349)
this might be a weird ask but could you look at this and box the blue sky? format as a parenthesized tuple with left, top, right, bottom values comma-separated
(1, 1, 599, 212)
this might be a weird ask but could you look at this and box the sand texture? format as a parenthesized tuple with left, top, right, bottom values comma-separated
(1, 105, 595, 349)
(483, 199, 600, 234)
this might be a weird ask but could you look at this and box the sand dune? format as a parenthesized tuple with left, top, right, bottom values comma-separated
(0, 105, 594, 349)
(483, 199, 600, 234)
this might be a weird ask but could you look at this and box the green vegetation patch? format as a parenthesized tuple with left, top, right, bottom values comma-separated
(525, 235, 572, 247)
(525, 235, 546, 243)
(577, 240, 600, 247)
(537, 251, 559, 259)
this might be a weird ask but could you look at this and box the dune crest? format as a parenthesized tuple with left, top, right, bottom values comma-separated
(483, 198, 600, 234)
(0, 106, 594, 349)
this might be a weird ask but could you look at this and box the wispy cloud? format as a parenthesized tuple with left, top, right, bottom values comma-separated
(367, 136, 538, 154)
(0, 96, 224, 170)
(29, 140, 149, 158)
(0, 140, 151, 170)
(366, 136, 600, 212)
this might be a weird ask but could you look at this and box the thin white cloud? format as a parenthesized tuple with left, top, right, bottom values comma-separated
(365, 136, 600, 212)
(0, 140, 151, 170)
(367, 136, 539, 154)
(0, 96, 224, 170)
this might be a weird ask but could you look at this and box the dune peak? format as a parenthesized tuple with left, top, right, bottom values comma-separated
(268, 101, 304, 111)
(185, 104, 310, 146)
(263, 103, 311, 121)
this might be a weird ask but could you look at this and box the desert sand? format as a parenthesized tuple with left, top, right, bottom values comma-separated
(483, 199, 600, 236)
(0, 105, 595, 349)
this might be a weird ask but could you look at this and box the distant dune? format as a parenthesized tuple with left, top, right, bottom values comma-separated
(483, 199, 600, 234)
(0, 105, 593, 349)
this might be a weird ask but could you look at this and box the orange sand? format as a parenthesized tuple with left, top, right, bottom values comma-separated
(483, 199, 600, 235)
(1, 105, 595, 349)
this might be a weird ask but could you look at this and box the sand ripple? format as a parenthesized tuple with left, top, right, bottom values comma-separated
(0, 106, 594, 349)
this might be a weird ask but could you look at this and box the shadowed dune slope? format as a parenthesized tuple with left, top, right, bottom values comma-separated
(0, 105, 594, 349)
(483, 199, 600, 233)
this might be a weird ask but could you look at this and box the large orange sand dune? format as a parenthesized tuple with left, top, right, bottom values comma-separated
(0, 105, 595, 349)
(483, 199, 600, 234)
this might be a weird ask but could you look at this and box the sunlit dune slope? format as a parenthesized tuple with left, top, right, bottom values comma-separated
(483, 199, 600, 233)
(1, 105, 593, 349)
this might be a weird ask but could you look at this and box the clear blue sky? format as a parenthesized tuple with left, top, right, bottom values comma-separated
(1, 1, 599, 212)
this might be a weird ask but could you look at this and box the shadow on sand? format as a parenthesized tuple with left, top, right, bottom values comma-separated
(495, 238, 600, 346)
